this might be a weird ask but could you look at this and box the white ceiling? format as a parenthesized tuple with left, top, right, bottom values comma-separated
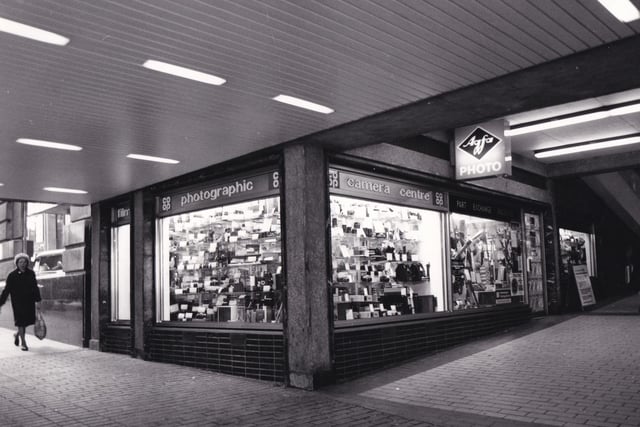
(1, 0, 640, 204)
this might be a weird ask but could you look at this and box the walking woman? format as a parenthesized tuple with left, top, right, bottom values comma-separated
(0, 253, 41, 351)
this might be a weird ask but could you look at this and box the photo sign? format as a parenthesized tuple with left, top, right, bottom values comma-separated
(328, 167, 448, 212)
(156, 170, 280, 217)
(454, 120, 512, 180)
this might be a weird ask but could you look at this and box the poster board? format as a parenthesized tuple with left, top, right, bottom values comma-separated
(572, 264, 596, 308)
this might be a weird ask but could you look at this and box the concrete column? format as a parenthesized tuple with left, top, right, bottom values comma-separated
(283, 143, 332, 390)
(131, 190, 145, 358)
(89, 203, 101, 350)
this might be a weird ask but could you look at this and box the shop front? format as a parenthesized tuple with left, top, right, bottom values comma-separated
(94, 145, 553, 387)
(97, 163, 286, 382)
(329, 162, 548, 381)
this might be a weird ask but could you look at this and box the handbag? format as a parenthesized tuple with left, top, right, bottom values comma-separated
(34, 309, 47, 340)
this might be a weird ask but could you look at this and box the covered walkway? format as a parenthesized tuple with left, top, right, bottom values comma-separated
(0, 294, 638, 426)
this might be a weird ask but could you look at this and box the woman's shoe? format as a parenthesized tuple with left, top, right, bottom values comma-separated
(13, 334, 19, 347)
(21, 345, 28, 351)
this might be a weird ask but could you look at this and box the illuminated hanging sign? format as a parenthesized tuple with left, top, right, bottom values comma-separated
(156, 169, 280, 217)
(328, 167, 448, 212)
(454, 120, 512, 180)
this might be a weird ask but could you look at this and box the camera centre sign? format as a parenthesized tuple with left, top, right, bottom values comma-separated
(328, 167, 448, 212)
(454, 120, 511, 181)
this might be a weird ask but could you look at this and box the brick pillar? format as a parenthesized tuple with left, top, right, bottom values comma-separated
(0, 201, 29, 280)
(283, 144, 332, 390)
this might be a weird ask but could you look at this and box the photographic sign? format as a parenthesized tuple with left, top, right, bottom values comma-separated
(454, 120, 511, 180)
(156, 170, 280, 217)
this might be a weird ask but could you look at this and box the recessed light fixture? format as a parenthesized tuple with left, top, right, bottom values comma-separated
(142, 60, 226, 86)
(534, 134, 640, 159)
(272, 94, 334, 114)
(17, 138, 82, 151)
(43, 187, 87, 194)
(598, 0, 640, 22)
(506, 100, 640, 136)
(126, 153, 180, 164)
(0, 182, 4, 186)
(0, 16, 70, 46)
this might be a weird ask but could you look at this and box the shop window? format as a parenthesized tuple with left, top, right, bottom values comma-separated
(330, 195, 445, 321)
(111, 224, 131, 321)
(559, 229, 596, 276)
(450, 214, 523, 310)
(156, 197, 282, 324)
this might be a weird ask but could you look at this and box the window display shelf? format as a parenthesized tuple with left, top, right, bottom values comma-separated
(161, 196, 283, 324)
(330, 195, 443, 322)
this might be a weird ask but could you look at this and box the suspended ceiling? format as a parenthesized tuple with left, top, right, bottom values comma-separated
(1, 0, 640, 205)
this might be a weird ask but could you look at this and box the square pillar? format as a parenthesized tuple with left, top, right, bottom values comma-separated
(283, 144, 332, 389)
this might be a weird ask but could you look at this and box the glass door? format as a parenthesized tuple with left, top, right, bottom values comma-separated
(524, 213, 545, 313)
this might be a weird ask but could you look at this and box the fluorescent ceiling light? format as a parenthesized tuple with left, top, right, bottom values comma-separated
(273, 94, 334, 114)
(17, 138, 82, 151)
(534, 134, 640, 159)
(142, 60, 226, 85)
(506, 111, 610, 136)
(0, 182, 4, 186)
(43, 187, 87, 194)
(598, 0, 640, 22)
(126, 153, 180, 164)
(0, 17, 69, 46)
(506, 100, 640, 136)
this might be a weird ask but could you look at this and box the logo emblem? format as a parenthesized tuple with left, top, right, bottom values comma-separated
(458, 127, 501, 160)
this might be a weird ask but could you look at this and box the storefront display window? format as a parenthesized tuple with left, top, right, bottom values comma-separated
(450, 213, 523, 309)
(156, 197, 282, 324)
(330, 195, 445, 320)
(559, 228, 596, 276)
(111, 224, 131, 321)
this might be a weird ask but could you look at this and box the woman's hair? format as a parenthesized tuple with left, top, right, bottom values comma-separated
(14, 252, 30, 267)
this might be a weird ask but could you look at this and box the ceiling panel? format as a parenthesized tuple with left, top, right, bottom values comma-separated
(1, 0, 640, 203)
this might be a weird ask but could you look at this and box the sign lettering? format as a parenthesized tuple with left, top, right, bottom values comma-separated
(455, 120, 511, 181)
(156, 170, 280, 217)
(329, 167, 448, 212)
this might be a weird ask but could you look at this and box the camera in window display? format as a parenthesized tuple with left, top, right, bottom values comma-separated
(449, 214, 523, 310)
(330, 196, 443, 321)
(164, 197, 283, 324)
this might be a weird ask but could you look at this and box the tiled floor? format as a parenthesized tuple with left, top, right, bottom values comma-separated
(0, 294, 638, 426)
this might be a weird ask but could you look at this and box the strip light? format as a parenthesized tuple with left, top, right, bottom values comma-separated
(506, 100, 640, 136)
(534, 134, 640, 159)
(598, 0, 640, 22)
(43, 187, 87, 194)
(126, 153, 180, 164)
(273, 94, 334, 114)
(142, 60, 226, 86)
(17, 138, 82, 151)
(0, 17, 69, 46)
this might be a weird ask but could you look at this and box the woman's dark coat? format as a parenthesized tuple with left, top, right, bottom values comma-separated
(0, 268, 42, 326)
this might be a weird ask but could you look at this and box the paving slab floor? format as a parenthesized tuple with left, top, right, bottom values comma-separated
(0, 294, 638, 426)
